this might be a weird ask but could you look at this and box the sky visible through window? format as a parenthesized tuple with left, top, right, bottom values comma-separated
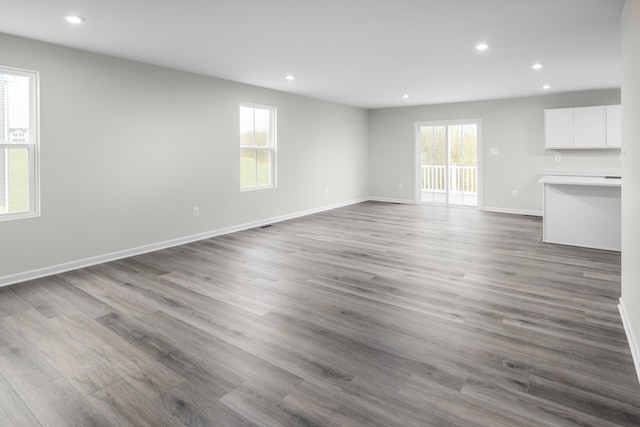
(2, 73, 29, 130)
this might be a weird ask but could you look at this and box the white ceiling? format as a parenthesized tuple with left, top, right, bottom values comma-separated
(0, 0, 625, 109)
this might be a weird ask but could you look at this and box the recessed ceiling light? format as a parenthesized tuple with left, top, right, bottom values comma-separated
(285, 74, 295, 81)
(532, 63, 544, 70)
(64, 15, 85, 24)
(542, 84, 551, 90)
(475, 42, 489, 51)
(402, 94, 409, 99)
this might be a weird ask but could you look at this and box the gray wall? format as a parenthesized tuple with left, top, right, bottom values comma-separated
(621, 0, 640, 374)
(0, 33, 369, 279)
(369, 90, 621, 213)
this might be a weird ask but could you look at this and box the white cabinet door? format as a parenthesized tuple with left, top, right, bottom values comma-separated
(573, 106, 605, 148)
(606, 105, 622, 148)
(545, 108, 573, 149)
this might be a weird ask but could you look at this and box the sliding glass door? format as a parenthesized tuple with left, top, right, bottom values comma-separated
(415, 120, 481, 207)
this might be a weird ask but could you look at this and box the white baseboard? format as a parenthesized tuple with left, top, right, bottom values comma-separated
(619, 298, 640, 385)
(368, 197, 416, 205)
(0, 197, 368, 288)
(0, 198, 550, 288)
(483, 206, 543, 217)
(369, 199, 544, 218)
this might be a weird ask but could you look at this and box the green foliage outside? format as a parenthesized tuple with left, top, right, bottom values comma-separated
(240, 130, 271, 188)
(0, 148, 29, 214)
(240, 152, 271, 188)
(240, 130, 269, 147)
(420, 124, 478, 166)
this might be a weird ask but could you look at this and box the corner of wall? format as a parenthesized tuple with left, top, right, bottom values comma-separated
(619, 297, 640, 384)
(620, 0, 640, 386)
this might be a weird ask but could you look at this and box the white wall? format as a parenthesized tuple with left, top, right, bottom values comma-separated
(0, 30, 628, 292)
(0, 33, 369, 281)
(620, 0, 640, 380)
(369, 90, 621, 213)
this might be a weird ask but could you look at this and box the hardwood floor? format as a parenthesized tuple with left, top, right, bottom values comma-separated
(0, 201, 638, 426)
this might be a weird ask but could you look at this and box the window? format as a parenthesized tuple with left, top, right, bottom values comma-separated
(0, 66, 38, 220)
(240, 103, 276, 190)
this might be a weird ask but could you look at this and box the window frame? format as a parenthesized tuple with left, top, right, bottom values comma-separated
(0, 66, 40, 221)
(239, 102, 277, 191)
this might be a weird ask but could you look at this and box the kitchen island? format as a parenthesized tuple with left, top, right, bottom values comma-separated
(539, 173, 621, 251)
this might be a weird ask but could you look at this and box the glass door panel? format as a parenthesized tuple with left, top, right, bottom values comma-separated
(461, 124, 478, 206)
(448, 125, 462, 205)
(417, 121, 479, 207)
(419, 125, 447, 203)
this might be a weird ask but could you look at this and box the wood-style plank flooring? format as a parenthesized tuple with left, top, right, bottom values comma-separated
(1, 201, 639, 426)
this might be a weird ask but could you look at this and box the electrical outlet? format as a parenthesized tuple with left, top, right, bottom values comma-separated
(490, 148, 500, 155)
(399, 183, 404, 190)
(193, 207, 200, 217)
(512, 190, 518, 197)
(324, 187, 329, 195)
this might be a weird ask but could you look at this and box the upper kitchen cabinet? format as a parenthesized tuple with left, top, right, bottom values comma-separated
(544, 105, 620, 149)
(605, 105, 622, 148)
(545, 108, 574, 149)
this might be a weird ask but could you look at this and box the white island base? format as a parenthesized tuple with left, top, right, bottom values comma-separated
(539, 174, 621, 251)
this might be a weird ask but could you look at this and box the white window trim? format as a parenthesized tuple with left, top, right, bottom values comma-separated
(0, 66, 40, 221)
(239, 102, 277, 191)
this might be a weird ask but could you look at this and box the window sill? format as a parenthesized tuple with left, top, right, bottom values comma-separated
(0, 211, 40, 222)
(241, 184, 276, 192)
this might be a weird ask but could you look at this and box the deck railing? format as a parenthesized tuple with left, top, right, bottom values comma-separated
(421, 164, 477, 194)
